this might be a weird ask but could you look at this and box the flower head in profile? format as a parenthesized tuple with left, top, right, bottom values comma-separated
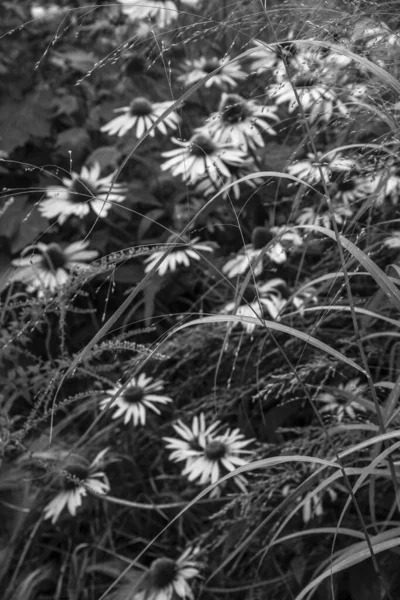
(144, 236, 214, 276)
(165, 413, 254, 496)
(223, 279, 287, 334)
(205, 93, 279, 150)
(99, 373, 173, 427)
(133, 547, 200, 600)
(317, 377, 368, 421)
(100, 97, 180, 138)
(222, 227, 288, 280)
(288, 152, 355, 186)
(119, 0, 200, 28)
(296, 204, 353, 230)
(39, 163, 126, 224)
(161, 131, 247, 185)
(178, 56, 246, 89)
(43, 449, 109, 524)
(9, 241, 98, 295)
(282, 481, 338, 523)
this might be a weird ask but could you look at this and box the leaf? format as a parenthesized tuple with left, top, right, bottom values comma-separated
(55, 127, 91, 162)
(0, 88, 52, 153)
(86, 146, 120, 171)
(9, 205, 49, 254)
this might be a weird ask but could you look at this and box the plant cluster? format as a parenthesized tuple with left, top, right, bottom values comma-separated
(2, 0, 400, 599)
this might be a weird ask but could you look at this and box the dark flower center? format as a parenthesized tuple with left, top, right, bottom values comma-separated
(205, 440, 227, 461)
(150, 558, 177, 588)
(295, 75, 316, 87)
(252, 226, 273, 250)
(69, 176, 97, 204)
(123, 386, 145, 404)
(40, 243, 67, 271)
(62, 464, 89, 490)
(130, 97, 153, 116)
(203, 59, 220, 73)
(220, 94, 250, 124)
(190, 133, 216, 156)
(338, 179, 355, 192)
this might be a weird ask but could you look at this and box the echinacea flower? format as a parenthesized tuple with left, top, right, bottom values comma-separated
(296, 204, 353, 230)
(288, 152, 355, 186)
(178, 56, 246, 89)
(267, 63, 349, 123)
(9, 241, 98, 295)
(161, 131, 247, 185)
(317, 377, 368, 421)
(282, 481, 338, 523)
(222, 226, 288, 279)
(133, 547, 200, 600)
(144, 236, 214, 276)
(119, 0, 200, 28)
(333, 176, 373, 205)
(248, 39, 281, 74)
(223, 279, 287, 333)
(164, 413, 222, 464)
(205, 93, 279, 150)
(99, 373, 173, 427)
(39, 163, 126, 224)
(43, 450, 109, 524)
(100, 97, 180, 138)
(181, 428, 254, 494)
(165, 414, 254, 495)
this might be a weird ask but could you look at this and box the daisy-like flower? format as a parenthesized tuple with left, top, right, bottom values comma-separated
(248, 39, 281, 74)
(164, 413, 221, 464)
(317, 377, 368, 422)
(178, 56, 246, 90)
(333, 176, 373, 205)
(296, 204, 353, 230)
(165, 415, 254, 495)
(39, 163, 126, 224)
(267, 63, 349, 123)
(119, 0, 199, 28)
(282, 482, 338, 523)
(133, 548, 200, 600)
(100, 97, 180, 138)
(288, 152, 355, 186)
(204, 93, 279, 151)
(223, 279, 287, 333)
(222, 226, 288, 279)
(99, 373, 173, 427)
(161, 131, 247, 185)
(144, 236, 214, 276)
(43, 450, 110, 524)
(9, 241, 98, 295)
